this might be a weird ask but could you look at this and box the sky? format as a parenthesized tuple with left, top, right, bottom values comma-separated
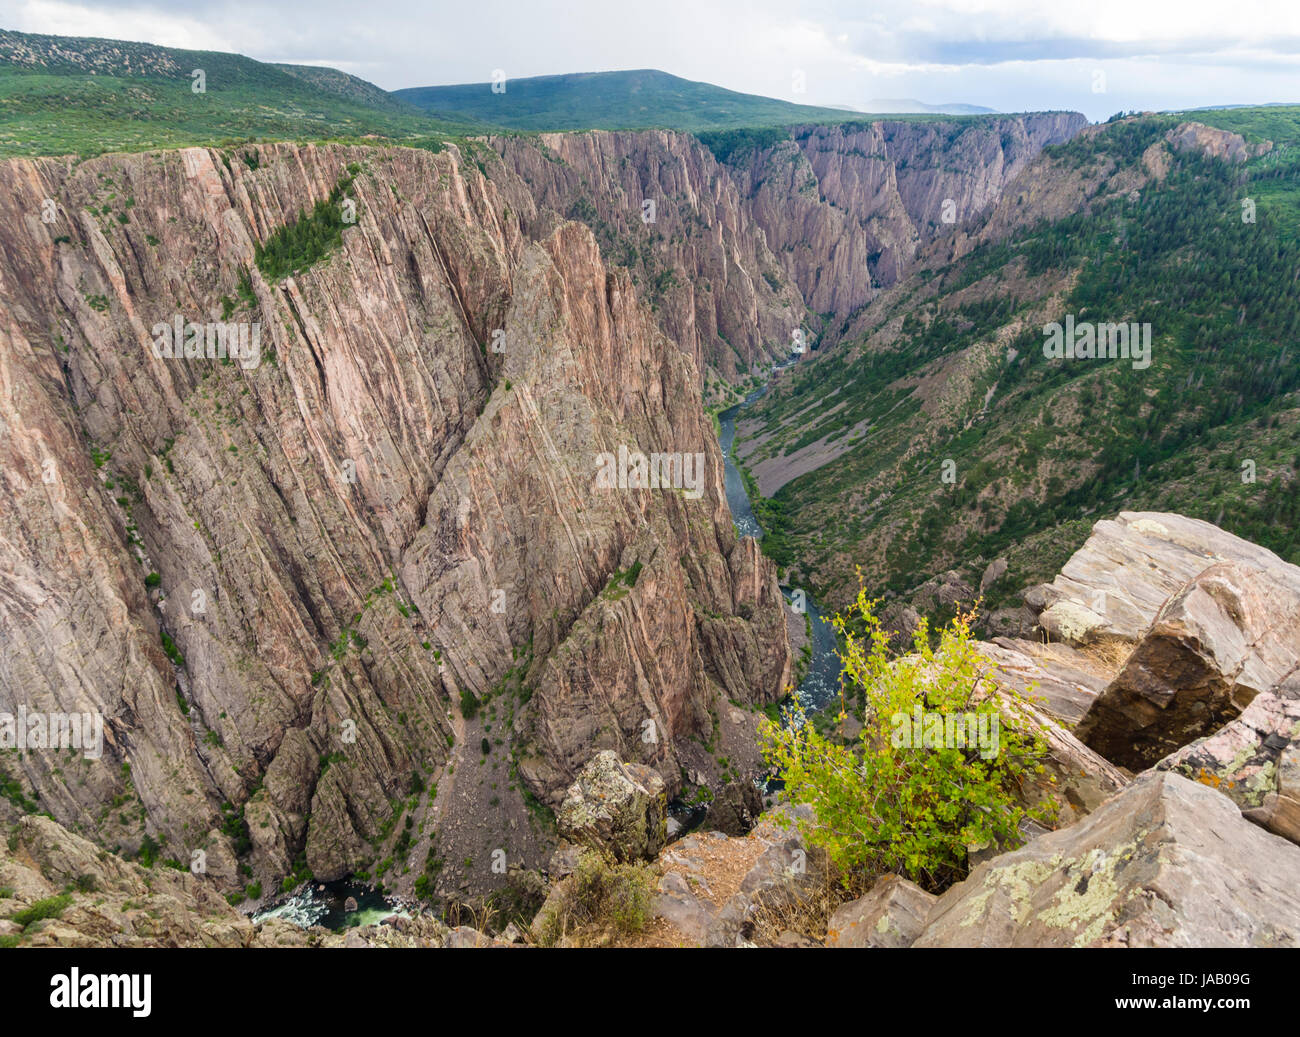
(3, 0, 1299, 120)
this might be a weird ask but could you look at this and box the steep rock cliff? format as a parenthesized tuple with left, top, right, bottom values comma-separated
(730, 113, 1087, 320)
(0, 141, 789, 897)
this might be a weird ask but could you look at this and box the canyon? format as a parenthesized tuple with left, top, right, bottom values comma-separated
(0, 111, 1081, 915)
(3, 84, 1298, 952)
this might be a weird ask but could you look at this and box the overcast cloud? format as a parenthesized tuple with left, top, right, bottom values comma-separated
(3, 0, 1298, 120)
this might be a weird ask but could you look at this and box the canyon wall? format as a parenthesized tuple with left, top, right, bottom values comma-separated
(0, 141, 788, 897)
(489, 112, 1087, 375)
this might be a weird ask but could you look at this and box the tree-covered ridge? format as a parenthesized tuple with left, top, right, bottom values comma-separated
(743, 114, 1300, 613)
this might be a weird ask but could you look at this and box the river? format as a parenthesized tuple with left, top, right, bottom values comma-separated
(251, 879, 412, 931)
(716, 375, 841, 714)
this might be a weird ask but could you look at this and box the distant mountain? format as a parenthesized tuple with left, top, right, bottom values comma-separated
(873, 99, 993, 115)
(0, 28, 474, 157)
(274, 62, 420, 114)
(739, 108, 1300, 619)
(394, 69, 869, 132)
(855, 99, 997, 116)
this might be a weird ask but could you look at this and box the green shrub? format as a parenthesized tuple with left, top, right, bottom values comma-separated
(532, 851, 655, 947)
(761, 591, 1058, 893)
(160, 631, 185, 667)
(10, 894, 72, 928)
(135, 833, 161, 868)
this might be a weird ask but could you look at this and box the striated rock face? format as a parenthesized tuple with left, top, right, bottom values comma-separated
(730, 114, 1086, 318)
(557, 750, 667, 863)
(914, 772, 1300, 948)
(489, 115, 1086, 378)
(0, 140, 789, 896)
(1165, 121, 1271, 164)
(490, 131, 804, 382)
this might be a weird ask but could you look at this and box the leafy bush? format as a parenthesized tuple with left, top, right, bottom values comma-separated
(219, 801, 252, 857)
(135, 833, 162, 868)
(160, 631, 185, 667)
(761, 591, 1057, 892)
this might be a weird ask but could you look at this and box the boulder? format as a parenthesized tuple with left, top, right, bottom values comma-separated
(654, 871, 713, 944)
(443, 926, 508, 948)
(980, 558, 1009, 595)
(826, 875, 935, 948)
(647, 804, 829, 947)
(1077, 562, 1300, 769)
(913, 772, 1300, 947)
(546, 844, 584, 880)
(1158, 668, 1300, 845)
(702, 780, 763, 836)
(964, 638, 1129, 822)
(1026, 511, 1298, 645)
(976, 637, 1115, 725)
(557, 750, 667, 862)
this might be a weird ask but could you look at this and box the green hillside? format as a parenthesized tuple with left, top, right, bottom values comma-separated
(394, 69, 869, 132)
(0, 29, 476, 157)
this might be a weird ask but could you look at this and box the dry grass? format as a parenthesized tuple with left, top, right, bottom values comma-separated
(748, 874, 845, 946)
(1082, 635, 1135, 675)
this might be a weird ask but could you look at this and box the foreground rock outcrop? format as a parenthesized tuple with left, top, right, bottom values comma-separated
(0, 814, 469, 947)
(1026, 511, 1297, 646)
(914, 772, 1300, 947)
(1077, 560, 1300, 769)
(827, 875, 935, 948)
(1159, 667, 1300, 846)
(645, 806, 830, 947)
(557, 750, 667, 863)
